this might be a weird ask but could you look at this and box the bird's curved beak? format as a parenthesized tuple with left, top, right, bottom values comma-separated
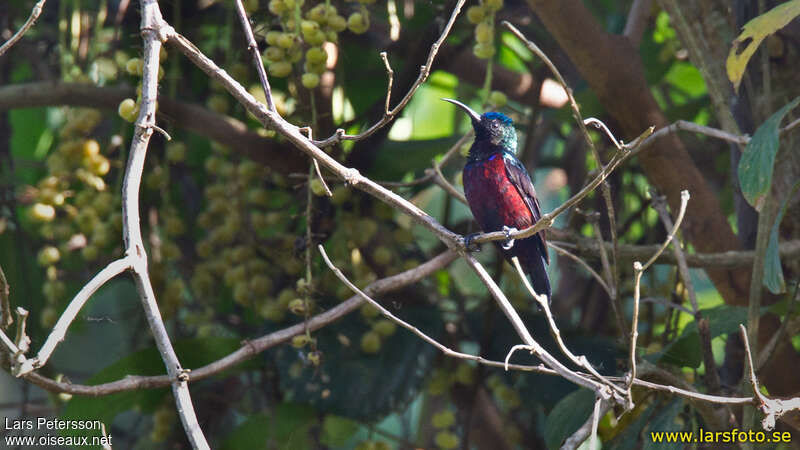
(441, 98, 481, 123)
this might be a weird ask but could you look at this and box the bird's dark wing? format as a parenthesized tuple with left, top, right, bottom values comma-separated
(503, 152, 549, 264)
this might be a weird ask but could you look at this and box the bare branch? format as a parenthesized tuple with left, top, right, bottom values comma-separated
(627, 190, 690, 406)
(740, 324, 800, 430)
(12, 258, 130, 377)
(24, 250, 461, 396)
(463, 255, 616, 400)
(510, 257, 626, 397)
(319, 246, 556, 374)
(233, 0, 276, 113)
(0, 0, 47, 57)
(126, 2, 208, 447)
(550, 235, 800, 268)
(312, 0, 466, 147)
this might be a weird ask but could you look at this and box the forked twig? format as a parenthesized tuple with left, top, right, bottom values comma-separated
(627, 190, 690, 407)
(313, 0, 467, 147)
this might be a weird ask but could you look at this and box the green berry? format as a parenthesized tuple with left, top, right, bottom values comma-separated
(277, 33, 296, 49)
(291, 334, 313, 348)
(434, 431, 459, 449)
(347, 12, 369, 34)
(360, 331, 381, 354)
(268, 0, 287, 15)
(372, 319, 396, 337)
(484, 0, 503, 11)
(303, 60, 326, 75)
(264, 46, 285, 62)
(432, 410, 455, 429)
(301, 20, 319, 37)
(373, 246, 392, 266)
(166, 142, 187, 162)
(288, 298, 307, 315)
(306, 47, 327, 64)
(309, 177, 326, 195)
(475, 22, 493, 44)
(266, 31, 282, 46)
(489, 90, 507, 107)
(466, 5, 485, 24)
(307, 351, 321, 366)
(473, 42, 496, 59)
(125, 58, 143, 75)
(359, 303, 380, 319)
(305, 29, 326, 46)
(328, 15, 347, 32)
(31, 203, 56, 222)
(302, 72, 320, 89)
(269, 61, 292, 77)
(37, 246, 61, 266)
(118, 98, 138, 122)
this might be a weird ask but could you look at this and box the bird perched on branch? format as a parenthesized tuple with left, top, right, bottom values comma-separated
(443, 98, 551, 300)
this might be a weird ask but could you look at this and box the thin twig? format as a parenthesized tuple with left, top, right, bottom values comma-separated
(380, 52, 393, 115)
(627, 190, 690, 407)
(12, 258, 130, 376)
(548, 242, 611, 297)
(312, 0, 466, 147)
(510, 257, 626, 397)
(740, 324, 800, 430)
(233, 0, 276, 112)
(464, 255, 615, 399)
(318, 245, 556, 374)
(651, 192, 698, 312)
(430, 164, 467, 205)
(0, 0, 47, 57)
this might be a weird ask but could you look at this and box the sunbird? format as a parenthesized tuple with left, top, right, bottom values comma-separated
(443, 98, 551, 300)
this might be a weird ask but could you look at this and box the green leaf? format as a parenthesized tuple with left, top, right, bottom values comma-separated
(763, 181, 800, 293)
(320, 415, 360, 447)
(608, 403, 656, 450)
(544, 388, 596, 449)
(738, 97, 800, 209)
(657, 305, 747, 368)
(643, 399, 686, 450)
(727, 0, 800, 91)
(221, 403, 316, 450)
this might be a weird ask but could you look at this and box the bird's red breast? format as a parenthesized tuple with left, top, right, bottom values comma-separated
(463, 152, 534, 234)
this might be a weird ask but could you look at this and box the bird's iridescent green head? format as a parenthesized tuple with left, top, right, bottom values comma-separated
(441, 98, 517, 151)
(479, 111, 517, 150)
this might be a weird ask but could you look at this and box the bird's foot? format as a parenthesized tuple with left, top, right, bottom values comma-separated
(463, 233, 482, 252)
(501, 226, 518, 250)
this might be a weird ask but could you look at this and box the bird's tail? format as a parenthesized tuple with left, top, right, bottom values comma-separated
(520, 251, 551, 302)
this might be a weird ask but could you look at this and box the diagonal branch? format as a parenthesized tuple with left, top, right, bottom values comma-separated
(0, 0, 47, 57)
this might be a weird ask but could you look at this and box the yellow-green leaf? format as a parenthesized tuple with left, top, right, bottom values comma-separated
(726, 0, 800, 92)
